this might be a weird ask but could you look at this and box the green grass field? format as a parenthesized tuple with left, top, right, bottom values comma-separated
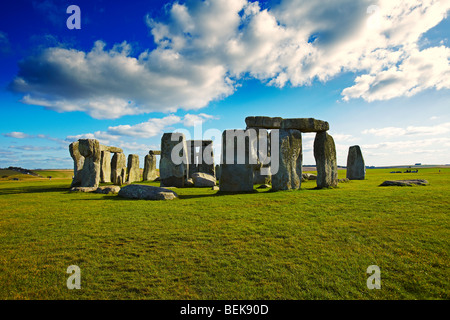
(0, 168, 448, 300)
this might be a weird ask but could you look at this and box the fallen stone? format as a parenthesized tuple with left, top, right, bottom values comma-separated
(281, 118, 329, 132)
(211, 186, 219, 191)
(257, 184, 271, 189)
(192, 172, 216, 187)
(338, 178, 350, 183)
(380, 180, 429, 186)
(118, 184, 178, 200)
(94, 186, 121, 194)
(301, 173, 317, 181)
(70, 187, 98, 192)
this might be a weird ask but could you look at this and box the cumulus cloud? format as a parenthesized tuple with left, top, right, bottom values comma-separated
(9, 0, 450, 118)
(3, 131, 68, 145)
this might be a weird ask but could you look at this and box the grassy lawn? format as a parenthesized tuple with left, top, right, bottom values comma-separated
(0, 168, 448, 300)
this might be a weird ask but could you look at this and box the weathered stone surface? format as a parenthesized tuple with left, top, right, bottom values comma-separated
(272, 129, 302, 191)
(338, 178, 349, 183)
(149, 150, 161, 155)
(192, 172, 216, 187)
(143, 154, 158, 181)
(160, 132, 188, 188)
(69, 141, 85, 187)
(245, 116, 283, 129)
(281, 118, 329, 132)
(346, 145, 365, 180)
(302, 173, 317, 181)
(94, 186, 121, 194)
(100, 151, 111, 183)
(70, 187, 97, 192)
(313, 132, 338, 188)
(100, 145, 123, 153)
(215, 165, 221, 180)
(253, 129, 271, 185)
(211, 186, 219, 191)
(126, 154, 140, 183)
(111, 152, 127, 186)
(187, 140, 215, 178)
(118, 184, 178, 200)
(219, 129, 256, 192)
(78, 139, 101, 188)
(380, 180, 429, 186)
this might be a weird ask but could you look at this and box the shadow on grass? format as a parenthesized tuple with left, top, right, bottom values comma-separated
(0, 184, 71, 195)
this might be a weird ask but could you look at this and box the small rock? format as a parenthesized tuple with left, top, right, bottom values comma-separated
(338, 178, 350, 183)
(211, 186, 219, 191)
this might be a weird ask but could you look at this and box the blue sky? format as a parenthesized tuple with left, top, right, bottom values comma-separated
(0, 0, 449, 169)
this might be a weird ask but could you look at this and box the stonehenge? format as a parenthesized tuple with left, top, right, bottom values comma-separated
(68, 115, 342, 194)
(346, 145, 365, 180)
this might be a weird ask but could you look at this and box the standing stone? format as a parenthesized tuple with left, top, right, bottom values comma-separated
(272, 129, 302, 191)
(187, 140, 215, 178)
(100, 151, 111, 183)
(160, 132, 188, 187)
(219, 129, 256, 192)
(313, 132, 338, 188)
(252, 129, 272, 185)
(126, 154, 140, 183)
(346, 145, 365, 180)
(77, 139, 101, 188)
(143, 154, 158, 181)
(111, 152, 127, 186)
(69, 141, 85, 187)
(215, 165, 221, 181)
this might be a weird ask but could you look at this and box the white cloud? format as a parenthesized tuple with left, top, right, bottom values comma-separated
(3, 132, 30, 139)
(9, 0, 450, 118)
(363, 122, 450, 137)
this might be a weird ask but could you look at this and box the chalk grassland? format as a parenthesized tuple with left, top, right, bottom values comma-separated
(0, 168, 448, 299)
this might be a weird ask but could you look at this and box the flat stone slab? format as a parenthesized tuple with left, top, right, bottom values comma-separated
(281, 118, 329, 132)
(118, 184, 178, 200)
(94, 186, 121, 194)
(100, 145, 123, 153)
(380, 180, 429, 186)
(245, 116, 283, 129)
